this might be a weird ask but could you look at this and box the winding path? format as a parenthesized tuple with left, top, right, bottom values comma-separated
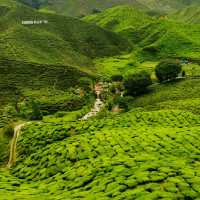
(81, 82, 104, 120)
(7, 123, 25, 168)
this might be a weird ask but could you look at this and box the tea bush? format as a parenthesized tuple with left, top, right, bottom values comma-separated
(0, 109, 199, 199)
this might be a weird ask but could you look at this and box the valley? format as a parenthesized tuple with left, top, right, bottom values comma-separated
(0, 0, 200, 199)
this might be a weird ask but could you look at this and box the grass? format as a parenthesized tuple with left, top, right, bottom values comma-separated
(0, 59, 92, 106)
(130, 78, 200, 114)
(0, 2, 132, 115)
(94, 53, 140, 77)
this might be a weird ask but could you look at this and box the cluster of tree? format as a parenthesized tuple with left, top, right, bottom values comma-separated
(109, 60, 183, 111)
(123, 59, 183, 95)
(155, 59, 183, 83)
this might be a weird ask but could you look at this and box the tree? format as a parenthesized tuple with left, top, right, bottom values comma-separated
(79, 77, 92, 91)
(155, 60, 182, 82)
(124, 71, 152, 96)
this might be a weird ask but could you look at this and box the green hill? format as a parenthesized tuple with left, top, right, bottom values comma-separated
(0, 1, 200, 199)
(0, 3, 131, 67)
(83, 5, 153, 34)
(1, 78, 200, 199)
(170, 6, 200, 24)
(0, 0, 18, 8)
(18, 0, 149, 17)
(17, 0, 200, 17)
(133, 20, 200, 60)
(0, 1, 131, 118)
(84, 5, 200, 61)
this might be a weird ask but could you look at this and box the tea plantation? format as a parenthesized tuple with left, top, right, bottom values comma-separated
(0, 107, 199, 199)
(0, 1, 200, 199)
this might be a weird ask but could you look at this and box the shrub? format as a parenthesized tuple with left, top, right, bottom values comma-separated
(182, 70, 186, 77)
(113, 96, 129, 111)
(124, 71, 152, 96)
(19, 98, 43, 120)
(111, 75, 123, 82)
(155, 60, 182, 82)
(79, 77, 93, 91)
(1, 123, 15, 138)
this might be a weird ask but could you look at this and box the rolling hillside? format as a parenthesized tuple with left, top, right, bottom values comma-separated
(83, 5, 153, 34)
(0, 0, 200, 199)
(0, 1, 131, 116)
(0, 3, 131, 67)
(134, 20, 200, 60)
(170, 6, 200, 24)
(1, 77, 200, 199)
(0, 0, 18, 8)
(84, 5, 200, 61)
(17, 0, 200, 17)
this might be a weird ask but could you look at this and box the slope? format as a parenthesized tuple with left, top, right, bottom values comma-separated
(17, 0, 200, 17)
(84, 5, 200, 60)
(133, 20, 200, 60)
(0, 2, 131, 68)
(1, 78, 200, 199)
(83, 5, 153, 34)
(0, 0, 18, 8)
(0, 1, 132, 118)
(170, 6, 200, 24)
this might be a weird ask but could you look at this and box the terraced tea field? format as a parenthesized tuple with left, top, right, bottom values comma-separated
(0, 108, 200, 199)
(1, 1, 200, 199)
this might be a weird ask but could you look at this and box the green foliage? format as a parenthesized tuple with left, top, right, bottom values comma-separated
(0, 108, 199, 199)
(113, 96, 129, 111)
(22, 0, 200, 17)
(17, 0, 44, 8)
(0, 3, 131, 68)
(0, 58, 93, 111)
(130, 79, 200, 114)
(84, 5, 152, 34)
(1, 1, 200, 200)
(155, 60, 182, 82)
(0, 123, 14, 164)
(19, 98, 43, 120)
(124, 71, 152, 96)
(111, 74, 123, 82)
(170, 6, 200, 24)
(135, 20, 200, 60)
(79, 77, 93, 91)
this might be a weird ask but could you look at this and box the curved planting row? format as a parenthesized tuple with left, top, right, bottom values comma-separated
(8, 109, 200, 199)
